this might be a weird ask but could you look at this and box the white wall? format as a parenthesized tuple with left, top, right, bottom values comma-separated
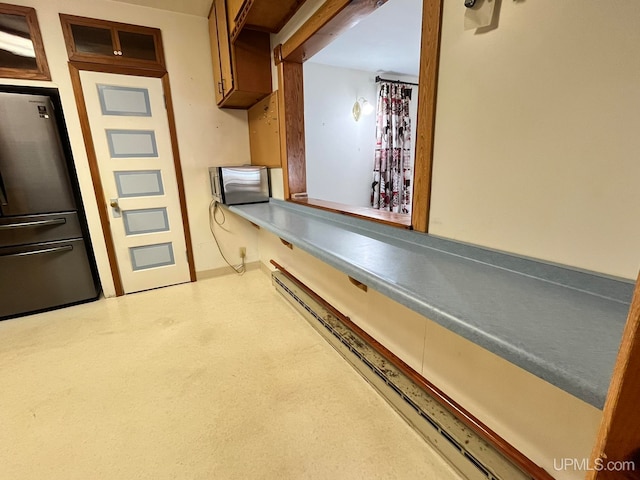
(0, 0, 257, 296)
(430, 0, 640, 280)
(303, 64, 420, 207)
(303, 62, 376, 207)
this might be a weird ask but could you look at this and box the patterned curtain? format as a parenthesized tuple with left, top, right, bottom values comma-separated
(371, 82, 413, 214)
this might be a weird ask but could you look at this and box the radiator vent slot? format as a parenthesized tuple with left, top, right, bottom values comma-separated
(272, 270, 536, 480)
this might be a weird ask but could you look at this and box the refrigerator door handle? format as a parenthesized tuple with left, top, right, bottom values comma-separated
(1, 245, 73, 258)
(0, 218, 67, 230)
(0, 169, 7, 206)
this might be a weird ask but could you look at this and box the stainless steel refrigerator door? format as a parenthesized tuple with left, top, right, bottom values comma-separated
(0, 238, 99, 318)
(0, 92, 76, 216)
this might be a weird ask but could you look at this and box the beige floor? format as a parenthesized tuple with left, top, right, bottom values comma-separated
(0, 269, 463, 480)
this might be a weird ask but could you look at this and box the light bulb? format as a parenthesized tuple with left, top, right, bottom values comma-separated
(361, 99, 374, 115)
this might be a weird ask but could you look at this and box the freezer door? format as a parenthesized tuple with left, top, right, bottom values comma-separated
(0, 238, 99, 319)
(0, 212, 83, 248)
(0, 92, 76, 216)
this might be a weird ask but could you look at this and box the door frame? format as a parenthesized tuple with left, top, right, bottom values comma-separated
(68, 61, 196, 296)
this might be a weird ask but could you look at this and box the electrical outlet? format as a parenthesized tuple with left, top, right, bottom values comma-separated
(239, 247, 246, 259)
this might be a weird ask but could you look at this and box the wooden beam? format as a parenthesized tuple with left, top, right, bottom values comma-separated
(279, 0, 388, 63)
(588, 272, 640, 480)
(411, 0, 443, 233)
(277, 60, 306, 198)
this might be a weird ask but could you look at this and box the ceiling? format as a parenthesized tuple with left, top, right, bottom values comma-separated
(308, 0, 423, 77)
(110, 0, 213, 17)
(109, 0, 422, 77)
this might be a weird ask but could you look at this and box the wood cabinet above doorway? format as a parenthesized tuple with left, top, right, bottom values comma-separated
(60, 14, 165, 72)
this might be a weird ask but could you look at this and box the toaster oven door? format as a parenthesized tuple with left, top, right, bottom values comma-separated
(220, 167, 269, 205)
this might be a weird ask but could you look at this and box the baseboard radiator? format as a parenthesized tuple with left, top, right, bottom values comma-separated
(270, 260, 553, 480)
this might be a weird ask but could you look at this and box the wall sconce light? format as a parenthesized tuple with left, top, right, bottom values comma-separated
(352, 97, 374, 122)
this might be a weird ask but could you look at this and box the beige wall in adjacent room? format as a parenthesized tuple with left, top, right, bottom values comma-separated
(429, 0, 640, 280)
(0, 0, 257, 296)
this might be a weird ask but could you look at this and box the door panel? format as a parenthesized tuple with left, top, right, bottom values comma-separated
(79, 71, 190, 294)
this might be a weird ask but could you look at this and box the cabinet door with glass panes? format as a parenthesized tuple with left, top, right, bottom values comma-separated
(60, 14, 165, 71)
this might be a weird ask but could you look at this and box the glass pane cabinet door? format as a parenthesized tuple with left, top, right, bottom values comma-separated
(0, 14, 38, 70)
(70, 24, 115, 56)
(118, 31, 157, 61)
(0, 5, 50, 80)
(60, 15, 165, 71)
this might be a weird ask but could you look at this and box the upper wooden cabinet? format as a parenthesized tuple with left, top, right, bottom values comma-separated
(230, 0, 309, 41)
(209, 0, 233, 104)
(60, 14, 165, 71)
(208, 0, 271, 109)
(225, 0, 245, 34)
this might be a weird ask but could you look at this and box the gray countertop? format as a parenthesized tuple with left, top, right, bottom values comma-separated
(230, 199, 635, 408)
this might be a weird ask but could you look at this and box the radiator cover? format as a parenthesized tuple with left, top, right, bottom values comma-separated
(272, 269, 534, 480)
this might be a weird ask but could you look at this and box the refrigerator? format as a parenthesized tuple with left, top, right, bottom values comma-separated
(0, 89, 99, 319)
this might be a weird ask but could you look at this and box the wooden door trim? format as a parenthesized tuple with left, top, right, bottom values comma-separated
(274, 0, 442, 232)
(68, 63, 124, 296)
(277, 60, 305, 198)
(161, 73, 197, 283)
(68, 61, 196, 295)
(411, 0, 443, 232)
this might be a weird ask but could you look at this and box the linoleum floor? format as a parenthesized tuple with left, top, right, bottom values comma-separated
(0, 269, 463, 479)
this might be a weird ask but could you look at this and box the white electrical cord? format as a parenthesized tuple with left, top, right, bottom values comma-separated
(209, 199, 245, 275)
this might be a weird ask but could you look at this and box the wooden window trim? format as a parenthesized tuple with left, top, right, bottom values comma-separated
(588, 272, 640, 480)
(0, 3, 51, 81)
(274, 0, 442, 232)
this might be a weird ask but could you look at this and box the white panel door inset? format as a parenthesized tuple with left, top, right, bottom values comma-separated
(81, 71, 190, 294)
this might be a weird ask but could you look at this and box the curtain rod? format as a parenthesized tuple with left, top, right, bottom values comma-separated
(375, 75, 418, 86)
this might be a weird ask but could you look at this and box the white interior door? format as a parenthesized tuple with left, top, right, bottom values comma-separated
(80, 71, 190, 294)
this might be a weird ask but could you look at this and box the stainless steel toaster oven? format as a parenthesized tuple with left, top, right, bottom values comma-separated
(209, 166, 270, 205)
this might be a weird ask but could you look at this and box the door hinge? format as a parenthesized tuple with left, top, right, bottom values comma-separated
(163, 94, 167, 109)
